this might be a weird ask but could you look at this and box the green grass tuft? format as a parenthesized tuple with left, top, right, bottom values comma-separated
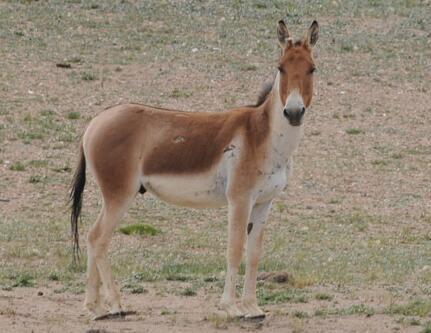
(315, 293, 333, 301)
(67, 112, 80, 120)
(118, 223, 160, 236)
(12, 273, 35, 287)
(9, 161, 25, 171)
(346, 128, 363, 135)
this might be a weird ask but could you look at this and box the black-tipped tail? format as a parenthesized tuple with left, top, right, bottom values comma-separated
(70, 145, 86, 263)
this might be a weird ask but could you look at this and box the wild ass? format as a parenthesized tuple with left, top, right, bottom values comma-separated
(70, 19, 319, 320)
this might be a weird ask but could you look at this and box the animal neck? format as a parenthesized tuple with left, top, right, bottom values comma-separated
(260, 72, 303, 163)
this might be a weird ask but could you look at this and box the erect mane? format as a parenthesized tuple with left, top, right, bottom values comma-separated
(254, 73, 276, 107)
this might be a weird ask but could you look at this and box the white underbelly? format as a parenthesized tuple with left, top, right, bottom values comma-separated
(142, 169, 228, 208)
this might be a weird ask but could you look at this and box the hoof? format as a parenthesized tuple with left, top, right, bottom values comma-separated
(240, 300, 266, 320)
(244, 312, 266, 320)
(93, 310, 137, 321)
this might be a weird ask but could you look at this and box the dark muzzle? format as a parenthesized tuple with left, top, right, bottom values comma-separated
(283, 107, 305, 126)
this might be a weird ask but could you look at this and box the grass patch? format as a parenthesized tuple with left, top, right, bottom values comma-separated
(391, 153, 403, 159)
(334, 211, 377, 231)
(346, 128, 364, 135)
(118, 223, 160, 236)
(161, 308, 177, 315)
(29, 175, 44, 184)
(371, 159, 389, 166)
(169, 88, 192, 98)
(315, 304, 375, 317)
(28, 160, 48, 168)
(67, 112, 80, 120)
(180, 287, 197, 297)
(257, 287, 308, 305)
(421, 322, 431, 333)
(81, 72, 98, 81)
(292, 310, 309, 319)
(239, 64, 258, 71)
(122, 283, 147, 294)
(315, 293, 333, 301)
(340, 304, 375, 316)
(386, 299, 431, 317)
(9, 161, 25, 171)
(48, 271, 60, 281)
(10, 273, 35, 287)
(395, 317, 421, 326)
(166, 274, 192, 282)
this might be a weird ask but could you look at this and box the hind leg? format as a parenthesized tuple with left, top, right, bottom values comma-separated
(86, 190, 136, 317)
(84, 210, 106, 318)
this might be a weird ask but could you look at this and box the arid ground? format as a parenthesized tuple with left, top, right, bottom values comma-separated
(1, 1, 430, 332)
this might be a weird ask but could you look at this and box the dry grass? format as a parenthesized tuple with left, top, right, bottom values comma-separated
(0, 0, 430, 332)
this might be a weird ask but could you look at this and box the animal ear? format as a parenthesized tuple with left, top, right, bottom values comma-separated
(305, 20, 319, 47)
(277, 20, 290, 48)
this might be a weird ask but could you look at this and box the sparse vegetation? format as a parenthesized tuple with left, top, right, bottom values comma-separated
(180, 287, 197, 297)
(315, 293, 333, 301)
(81, 72, 97, 81)
(346, 128, 363, 135)
(0, 0, 430, 331)
(67, 112, 80, 120)
(169, 88, 192, 98)
(9, 161, 25, 171)
(386, 299, 431, 317)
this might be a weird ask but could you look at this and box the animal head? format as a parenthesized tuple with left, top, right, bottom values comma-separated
(277, 20, 319, 126)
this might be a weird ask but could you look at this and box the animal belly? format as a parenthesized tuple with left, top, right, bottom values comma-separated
(142, 172, 228, 208)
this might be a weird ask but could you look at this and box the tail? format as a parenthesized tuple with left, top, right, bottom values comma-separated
(69, 145, 86, 263)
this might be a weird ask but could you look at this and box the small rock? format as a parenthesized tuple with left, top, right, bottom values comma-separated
(56, 63, 72, 69)
(37, 291, 43, 296)
(257, 271, 290, 284)
(272, 272, 289, 283)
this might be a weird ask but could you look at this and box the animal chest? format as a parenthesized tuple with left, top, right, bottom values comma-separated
(255, 162, 289, 203)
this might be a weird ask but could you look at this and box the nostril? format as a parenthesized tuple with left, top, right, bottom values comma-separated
(301, 107, 306, 115)
(283, 108, 289, 118)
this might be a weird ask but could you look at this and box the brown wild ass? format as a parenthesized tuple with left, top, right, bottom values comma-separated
(70, 19, 319, 320)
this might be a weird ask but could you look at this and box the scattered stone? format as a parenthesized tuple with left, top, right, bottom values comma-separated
(273, 272, 289, 283)
(56, 63, 72, 69)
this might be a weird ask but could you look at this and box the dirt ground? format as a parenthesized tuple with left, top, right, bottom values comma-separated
(1, 1, 431, 332)
(0, 286, 424, 333)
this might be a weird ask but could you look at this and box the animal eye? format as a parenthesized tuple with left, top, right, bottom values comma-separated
(309, 67, 316, 74)
(278, 66, 285, 73)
